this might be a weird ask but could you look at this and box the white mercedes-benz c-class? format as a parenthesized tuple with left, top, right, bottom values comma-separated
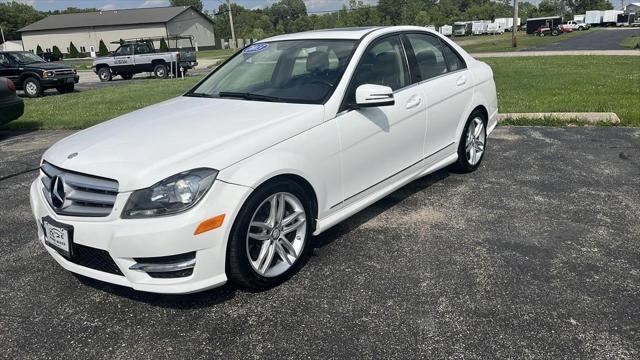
(30, 26, 498, 293)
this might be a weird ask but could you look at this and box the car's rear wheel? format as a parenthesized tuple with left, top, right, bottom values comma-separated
(227, 180, 312, 290)
(22, 77, 42, 98)
(98, 67, 112, 82)
(453, 110, 487, 173)
(154, 64, 168, 79)
(56, 84, 74, 94)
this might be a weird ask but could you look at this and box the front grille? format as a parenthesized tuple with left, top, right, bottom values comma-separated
(69, 243, 123, 276)
(53, 69, 75, 76)
(41, 161, 119, 217)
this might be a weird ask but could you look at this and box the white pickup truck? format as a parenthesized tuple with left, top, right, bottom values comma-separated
(93, 37, 197, 81)
(566, 20, 590, 31)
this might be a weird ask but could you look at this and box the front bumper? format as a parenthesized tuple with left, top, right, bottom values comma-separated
(30, 175, 251, 294)
(41, 75, 80, 87)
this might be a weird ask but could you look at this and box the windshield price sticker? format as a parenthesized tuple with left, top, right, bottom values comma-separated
(244, 43, 269, 54)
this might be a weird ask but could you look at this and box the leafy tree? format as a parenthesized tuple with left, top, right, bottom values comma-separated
(52, 45, 62, 57)
(98, 39, 109, 56)
(566, 0, 613, 14)
(170, 0, 203, 12)
(68, 41, 79, 58)
(159, 38, 169, 51)
(0, 1, 46, 41)
(36, 44, 44, 55)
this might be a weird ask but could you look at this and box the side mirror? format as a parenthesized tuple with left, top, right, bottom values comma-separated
(353, 84, 395, 108)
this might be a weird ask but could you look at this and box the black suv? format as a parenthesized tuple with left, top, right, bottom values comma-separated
(0, 51, 79, 98)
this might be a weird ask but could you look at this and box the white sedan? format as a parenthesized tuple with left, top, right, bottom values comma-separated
(30, 26, 498, 293)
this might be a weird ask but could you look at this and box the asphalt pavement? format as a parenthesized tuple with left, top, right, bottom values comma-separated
(525, 28, 640, 51)
(0, 127, 639, 359)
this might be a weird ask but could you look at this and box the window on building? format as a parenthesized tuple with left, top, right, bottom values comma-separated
(80, 46, 86, 53)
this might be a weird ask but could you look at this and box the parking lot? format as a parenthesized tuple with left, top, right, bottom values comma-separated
(526, 28, 640, 51)
(1, 126, 638, 358)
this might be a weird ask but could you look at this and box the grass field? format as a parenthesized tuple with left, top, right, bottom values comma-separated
(484, 56, 640, 126)
(454, 30, 593, 53)
(3, 55, 639, 130)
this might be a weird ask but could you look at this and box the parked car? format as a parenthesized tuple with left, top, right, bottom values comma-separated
(92, 36, 198, 81)
(0, 51, 79, 98)
(559, 24, 573, 33)
(566, 20, 590, 31)
(0, 77, 24, 125)
(30, 26, 498, 293)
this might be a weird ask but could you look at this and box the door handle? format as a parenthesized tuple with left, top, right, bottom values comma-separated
(406, 95, 422, 109)
(456, 76, 467, 86)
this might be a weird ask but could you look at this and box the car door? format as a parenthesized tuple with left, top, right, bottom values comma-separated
(403, 33, 472, 157)
(112, 44, 134, 73)
(334, 35, 427, 204)
(0, 53, 21, 85)
(133, 43, 153, 72)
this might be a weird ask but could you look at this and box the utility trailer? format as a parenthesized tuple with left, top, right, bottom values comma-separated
(472, 21, 488, 35)
(486, 22, 505, 34)
(574, 14, 586, 22)
(617, 13, 635, 26)
(526, 16, 563, 35)
(603, 10, 624, 25)
(439, 25, 453, 36)
(585, 10, 604, 25)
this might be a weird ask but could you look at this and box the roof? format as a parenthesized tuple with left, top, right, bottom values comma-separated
(263, 27, 381, 41)
(18, 6, 207, 32)
(526, 16, 563, 21)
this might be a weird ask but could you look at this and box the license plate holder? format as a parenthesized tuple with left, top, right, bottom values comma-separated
(42, 216, 74, 258)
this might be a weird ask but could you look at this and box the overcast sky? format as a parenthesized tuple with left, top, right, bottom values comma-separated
(10, 0, 379, 13)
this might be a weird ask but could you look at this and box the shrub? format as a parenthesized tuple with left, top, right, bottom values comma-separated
(98, 40, 109, 56)
(69, 41, 79, 58)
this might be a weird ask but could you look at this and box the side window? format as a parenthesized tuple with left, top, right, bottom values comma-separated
(351, 35, 409, 93)
(115, 45, 133, 56)
(404, 33, 448, 82)
(440, 41, 466, 72)
(0, 54, 10, 66)
(135, 44, 152, 54)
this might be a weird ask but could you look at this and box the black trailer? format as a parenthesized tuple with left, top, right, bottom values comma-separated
(617, 13, 635, 25)
(526, 16, 563, 34)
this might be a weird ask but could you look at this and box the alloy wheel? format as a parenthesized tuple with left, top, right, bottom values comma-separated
(465, 117, 486, 166)
(246, 192, 307, 278)
(25, 82, 37, 96)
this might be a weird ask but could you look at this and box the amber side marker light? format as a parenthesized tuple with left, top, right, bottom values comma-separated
(194, 214, 225, 235)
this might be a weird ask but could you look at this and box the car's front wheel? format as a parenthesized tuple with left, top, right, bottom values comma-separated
(98, 67, 112, 82)
(227, 180, 312, 290)
(454, 110, 487, 173)
(22, 77, 42, 98)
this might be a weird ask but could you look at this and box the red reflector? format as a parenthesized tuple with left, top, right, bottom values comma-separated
(7, 79, 16, 93)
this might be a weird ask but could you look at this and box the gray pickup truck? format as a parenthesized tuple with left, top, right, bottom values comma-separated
(92, 37, 197, 81)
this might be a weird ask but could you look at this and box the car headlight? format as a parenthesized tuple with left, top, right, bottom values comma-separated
(42, 70, 54, 78)
(122, 168, 218, 218)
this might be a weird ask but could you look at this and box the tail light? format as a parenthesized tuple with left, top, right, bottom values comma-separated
(6, 79, 16, 94)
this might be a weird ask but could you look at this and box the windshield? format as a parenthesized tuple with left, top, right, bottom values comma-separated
(188, 39, 357, 104)
(9, 52, 46, 64)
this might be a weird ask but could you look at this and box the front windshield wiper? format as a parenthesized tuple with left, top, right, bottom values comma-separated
(218, 91, 284, 102)
(184, 92, 215, 98)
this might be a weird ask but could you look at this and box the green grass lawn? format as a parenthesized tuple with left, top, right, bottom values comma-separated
(197, 48, 238, 59)
(455, 30, 593, 53)
(484, 56, 640, 126)
(6, 76, 203, 130)
(3, 55, 639, 130)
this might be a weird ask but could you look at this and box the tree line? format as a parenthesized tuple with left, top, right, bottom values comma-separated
(1, 0, 614, 44)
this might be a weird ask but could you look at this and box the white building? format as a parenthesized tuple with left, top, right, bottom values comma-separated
(0, 40, 24, 51)
(18, 6, 215, 55)
(624, 2, 639, 13)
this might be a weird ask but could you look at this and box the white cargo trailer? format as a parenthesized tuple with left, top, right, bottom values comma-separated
(574, 14, 585, 22)
(585, 10, 604, 25)
(486, 22, 505, 34)
(603, 10, 623, 25)
(439, 25, 453, 36)
(425, 25, 436, 31)
(472, 21, 488, 35)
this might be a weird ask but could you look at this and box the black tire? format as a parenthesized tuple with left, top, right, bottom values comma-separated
(98, 67, 112, 82)
(578, 26, 584, 31)
(56, 84, 74, 94)
(153, 64, 168, 79)
(226, 179, 313, 290)
(453, 109, 487, 173)
(22, 77, 42, 98)
(121, 73, 134, 80)
(552, 29, 560, 36)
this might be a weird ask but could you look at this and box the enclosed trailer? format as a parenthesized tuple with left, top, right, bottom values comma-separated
(486, 22, 505, 34)
(585, 10, 604, 25)
(574, 14, 585, 22)
(526, 16, 563, 34)
(425, 25, 436, 31)
(603, 10, 623, 25)
(495, 17, 508, 29)
(472, 21, 488, 35)
(439, 25, 453, 36)
(618, 13, 636, 26)
(453, 21, 472, 36)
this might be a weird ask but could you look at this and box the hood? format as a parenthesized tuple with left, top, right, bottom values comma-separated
(43, 96, 324, 192)
(23, 62, 73, 70)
